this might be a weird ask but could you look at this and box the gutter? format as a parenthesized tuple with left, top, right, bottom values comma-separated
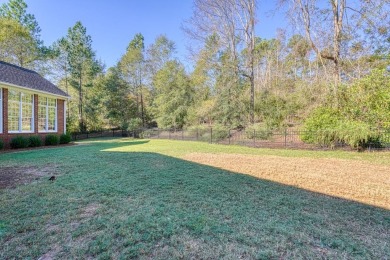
(0, 81, 71, 100)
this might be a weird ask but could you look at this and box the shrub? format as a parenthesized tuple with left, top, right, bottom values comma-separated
(45, 134, 59, 146)
(301, 107, 341, 144)
(245, 124, 273, 140)
(211, 124, 230, 142)
(185, 124, 230, 142)
(0, 139, 3, 150)
(10, 136, 30, 149)
(60, 133, 71, 144)
(141, 129, 154, 138)
(301, 107, 382, 149)
(127, 118, 143, 131)
(334, 121, 379, 149)
(29, 136, 42, 147)
(186, 125, 209, 138)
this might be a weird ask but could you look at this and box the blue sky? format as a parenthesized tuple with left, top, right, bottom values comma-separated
(15, 0, 285, 69)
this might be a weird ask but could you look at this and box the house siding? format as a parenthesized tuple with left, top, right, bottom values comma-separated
(0, 87, 66, 148)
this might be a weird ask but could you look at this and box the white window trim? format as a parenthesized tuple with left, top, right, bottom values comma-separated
(8, 91, 34, 134)
(38, 96, 57, 133)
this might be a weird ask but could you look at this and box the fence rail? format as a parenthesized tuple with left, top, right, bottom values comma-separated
(142, 128, 390, 150)
(72, 129, 126, 140)
(72, 128, 390, 151)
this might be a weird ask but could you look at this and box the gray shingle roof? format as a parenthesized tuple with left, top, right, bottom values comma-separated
(0, 61, 69, 98)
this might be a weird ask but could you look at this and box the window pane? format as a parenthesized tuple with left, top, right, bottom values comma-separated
(21, 92, 32, 103)
(8, 91, 20, 131)
(8, 90, 19, 102)
(48, 98, 56, 107)
(39, 96, 47, 106)
(48, 107, 56, 130)
(38, 105, 46, 131)
(22, 117, 32, 131)
(21, 92, 33, 132)
(38, 96, 47, 131)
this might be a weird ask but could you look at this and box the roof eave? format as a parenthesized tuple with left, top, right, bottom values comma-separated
(0, 81, 71, 100)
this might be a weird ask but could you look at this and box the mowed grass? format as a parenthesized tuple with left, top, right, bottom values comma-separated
(0, 138, 389, 259)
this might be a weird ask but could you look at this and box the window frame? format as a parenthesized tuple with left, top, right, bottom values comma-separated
(8, 90, 34, 134)
(38, 96, 57, 133)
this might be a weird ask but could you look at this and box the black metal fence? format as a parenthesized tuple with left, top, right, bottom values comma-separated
(141, 128, 390, 150)
(71, 127, 390, 151)
(72, 129, 128, 140)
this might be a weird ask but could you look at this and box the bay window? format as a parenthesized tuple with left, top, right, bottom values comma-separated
(8, 90, 34, 132)
(38, 96, 57, 132)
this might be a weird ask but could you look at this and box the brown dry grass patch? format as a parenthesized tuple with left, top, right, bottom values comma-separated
(183, 153, 390, 209)
(0, 165, 58, 189)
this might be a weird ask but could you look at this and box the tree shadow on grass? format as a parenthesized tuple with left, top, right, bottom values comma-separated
(92, 151, 390, 259)
(78, 138, 150, 150)
(0, 138, 150, 164)
(0, 149, 389, 259)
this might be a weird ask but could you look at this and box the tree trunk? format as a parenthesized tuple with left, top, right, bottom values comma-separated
(331, 0, 344, 90)
(79, 75, 84, 131)
(139, 65, 145, 127)
(249, 0, 255, 124)
(65, 65, 70, 120)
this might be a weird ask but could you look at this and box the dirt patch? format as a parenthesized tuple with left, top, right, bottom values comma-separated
(0, 165, 58, 189)
(0, 143, 77, 154)
(80, 203, 100, 219)
(183, 153, 390, 209)
(37, 245, 61, 260)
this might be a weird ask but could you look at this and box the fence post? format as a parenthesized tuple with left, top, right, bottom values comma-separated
(284, 129, 287, 148)
(182, 129, 184, 140)
(228, 129, 231, 145)
(210, 127, 213, 144)
(196, 129, 199, 141)
(157, 128, 160, 138)
(169, 130, 171, 139)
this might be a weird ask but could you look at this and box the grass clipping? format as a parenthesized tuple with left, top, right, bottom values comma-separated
(183, 153, 390, 210)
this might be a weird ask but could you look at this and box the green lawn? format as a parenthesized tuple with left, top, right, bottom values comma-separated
(0, 138, 389, 259)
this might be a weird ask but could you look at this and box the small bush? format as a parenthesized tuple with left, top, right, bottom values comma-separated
(186, 125, 209, 138)
(245, 124, 273, 140)
(29, 136, 42, 147)
(60, 133, 71, 144)
(10, 136, 30, 149)
(301, 107, 382, 149)
(186, 124, 230, 142)
(334, 121, 379, 149)
(301, 107, 341, 145)
(45, 134, 59, 146)
(127, 118, 143, 131)
(211, 124, 230, 142)
(0, 139, 3, 150)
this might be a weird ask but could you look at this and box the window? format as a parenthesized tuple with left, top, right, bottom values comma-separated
(8, 90, 34, 132)
(0, 88, 2, 133)
(38, 96, 57, 132)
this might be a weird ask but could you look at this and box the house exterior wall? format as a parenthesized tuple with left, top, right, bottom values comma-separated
(0, 87, 67, 148)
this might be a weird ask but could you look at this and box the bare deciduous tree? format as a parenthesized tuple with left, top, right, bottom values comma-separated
(184, 0, 257, 124)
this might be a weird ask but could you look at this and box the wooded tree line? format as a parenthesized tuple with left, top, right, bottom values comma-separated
(1, 0, 389, 142)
